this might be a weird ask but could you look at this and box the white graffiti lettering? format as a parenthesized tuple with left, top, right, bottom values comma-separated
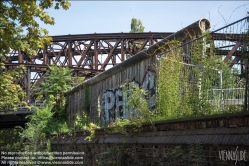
(101, 67, 156, 123)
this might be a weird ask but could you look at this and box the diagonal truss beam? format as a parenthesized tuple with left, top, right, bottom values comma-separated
(77, 41, 94, 67)
(223, 42, 241, 62)
(100, 40, 121, 70)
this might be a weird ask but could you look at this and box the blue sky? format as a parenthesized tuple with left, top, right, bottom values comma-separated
(39, 1, 249, 36)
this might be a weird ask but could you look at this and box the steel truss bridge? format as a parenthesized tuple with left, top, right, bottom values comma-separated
(1, 17, 249, 128)
(5, 32, 174, 101)
(1, 32, 174, 128)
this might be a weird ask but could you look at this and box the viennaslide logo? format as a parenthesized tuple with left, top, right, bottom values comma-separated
(218, 146, 247, 165)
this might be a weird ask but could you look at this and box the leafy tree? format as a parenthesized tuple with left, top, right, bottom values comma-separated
(127, 18, 145, 59)
(0, 0, 70, 57)
(130, 18, 145, 33)
(0, 0, 71, 111)
(36, 66, 73, 120)
(0, 65, 26, 112)
(18, 102, 54, 162)
(0, 128, 22, 151)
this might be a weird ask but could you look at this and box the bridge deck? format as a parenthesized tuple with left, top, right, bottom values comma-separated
(0, 109, 33, 128)
(0, 102, 43, 128)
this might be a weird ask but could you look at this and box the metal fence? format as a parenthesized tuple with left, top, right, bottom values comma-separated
(158, 16, 249, 114)
(5, 100, 45, 111)
(207, 88, 245, 111)
(210, 16, 249, 112)
(17, 100, 45, 109)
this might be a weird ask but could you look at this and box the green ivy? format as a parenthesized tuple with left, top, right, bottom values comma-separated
(85, 123, 100, 141)
(0, 128, 22, 152)
(121, 82, 153, 127)
(83, 86, 90, 114)
(170, 143, 208, 165)
(75, 112, 90, 131)
(157, 33, 241, 120)
(157, 41, 182, 119)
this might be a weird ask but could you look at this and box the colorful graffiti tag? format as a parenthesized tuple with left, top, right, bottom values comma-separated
(101, 67, 156, 123)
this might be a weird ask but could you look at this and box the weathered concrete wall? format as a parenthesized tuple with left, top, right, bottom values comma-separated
(50, 112, 249, 166)
(66, 56, 157, 126)
(65, 19, 210, 125)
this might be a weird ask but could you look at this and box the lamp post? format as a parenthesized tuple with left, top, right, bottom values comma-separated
(217, 70, 224, 111)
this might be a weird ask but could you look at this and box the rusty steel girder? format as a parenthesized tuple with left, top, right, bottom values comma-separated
(5, 32, 174, 72)
(3, 32, 174, 102)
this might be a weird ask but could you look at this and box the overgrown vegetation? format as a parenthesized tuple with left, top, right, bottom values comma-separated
(17, 102, 54, 164)
(84, 123, 100, 141)
(75, 32, 244, 139)
(0, 0, 75, 164)
(157, 40, 184, 119)
(120, 82, 153, 126)
(75, 112, 90, 130)
(169, 143, 208, 165)
(101, 81, 154, 136)
(156, 34, 242, 120)
(0, 65, 27, 112)
(0, 14, 247, 166)
(0, 128, 22, 151)
(0, 0, 71, 112)
(36, 66, 73, 120)
(13, 66, 74, 165)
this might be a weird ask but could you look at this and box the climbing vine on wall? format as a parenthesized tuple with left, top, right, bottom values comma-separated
(157, 40, 184, 119)
(170, 143, 208, 165)
(157, 33, 240, 120)
(84, 86, 90, 114)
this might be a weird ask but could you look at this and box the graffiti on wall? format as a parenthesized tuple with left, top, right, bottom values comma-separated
(101, 67, 156, 123)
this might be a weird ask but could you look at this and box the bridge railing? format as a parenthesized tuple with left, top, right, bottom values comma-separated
(158, 16, 249, 114)
(0, 100, 45, 113)
(18, 100, 45, 110)
(207, 88, 245, 100)
(207, 88, 245, 107)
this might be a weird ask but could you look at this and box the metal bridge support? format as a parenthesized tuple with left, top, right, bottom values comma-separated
(43, 45, 48, 65)
(25, 66, 31, 102)
(18, 49, 23, 63)
(94, 40, 98, 70)
(243, 41, 249, 111)
(68, 42, 73, 67)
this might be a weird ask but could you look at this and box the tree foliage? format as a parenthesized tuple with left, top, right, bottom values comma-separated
(130, 18, 145, 33)
(0, 128, 22, 151)
(157, 34, 240, 120)
(0, 0, 70, 57)
(0, 65, 26, 112)
(36, 66, 73, 119)
(18, 102, 54, 162)
(127, 18, 145, 59)
(19, 66, 73, 146)
(0, 0, 71, 111)
(37, 66, 72, 101)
